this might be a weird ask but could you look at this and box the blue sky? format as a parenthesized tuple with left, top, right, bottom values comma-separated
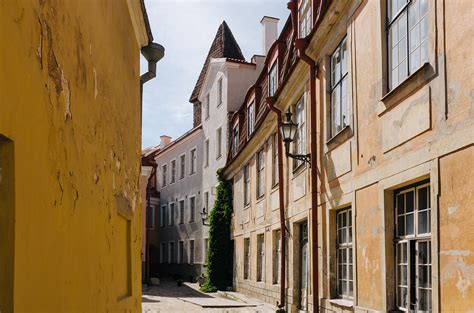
(140, 0, 289, 149)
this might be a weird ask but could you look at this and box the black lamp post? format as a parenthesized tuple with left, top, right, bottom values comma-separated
(201, 207, 210, 226)
(280, 108, 311, 165)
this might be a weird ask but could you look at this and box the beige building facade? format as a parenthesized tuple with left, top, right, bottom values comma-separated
(224, 0, 473, 312)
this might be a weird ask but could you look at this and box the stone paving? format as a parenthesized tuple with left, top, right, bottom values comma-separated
(142, 280, 277, 313)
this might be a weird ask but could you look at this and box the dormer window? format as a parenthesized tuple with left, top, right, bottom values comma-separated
(299, 0, 312, 38)
(232, 125, 239, 156)
(247, 102, 255, 137)
(268, 62, 277, 97)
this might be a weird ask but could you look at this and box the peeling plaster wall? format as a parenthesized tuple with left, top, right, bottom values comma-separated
(0, 1, 143, 312)
(439, 146, 474, 310)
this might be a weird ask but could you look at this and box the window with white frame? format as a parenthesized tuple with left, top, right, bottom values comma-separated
(161, 164, 167, 187)
(160, 242, 167, 264)
(247, 102, 255, 136)
(204, 139, 209, 167)
(216, 127, 222, 159)
(272, 133, 279, 186)
(170, 159, 176, 184)
(336, 208, 353, 299)
(189, 196, 196, 222)
(395, 182, 431, 311)
(178, 241, 184, 264)
(273, 230, 281, 284)
(388, 0, 428, 90)
(217, 78, 223, 106)
(204, 191, 209, 211)
(160, 205, 167, 228)
(169, 202, 175, 226)
(244, 238, 250, 279)
(256, 149, 265, 198)
(189, 240, 195, 264)
(179, 200, 185, 224)
(293, 96, 306, 169)
(190, 148, 197, 175)
(169, 242, 175, 264)
(203, 238, 209, 264)
(257, 234, 265, 282)
(232, 125, 239, 156)
(146, 205, 155, 229)
(204, 94, 210, 120)
(268, 62, 277, 97)
(330, 37, 350, 137)
(243, 164, 250, 206)
(179, 154, 185, 179)
(299, 0, 312, 38)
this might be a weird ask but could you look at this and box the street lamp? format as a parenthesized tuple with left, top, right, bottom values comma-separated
(280, 108, 311, 165)
(201, 207, 210, 226)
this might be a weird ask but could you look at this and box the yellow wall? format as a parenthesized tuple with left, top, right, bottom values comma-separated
(0, 1, 143, 312)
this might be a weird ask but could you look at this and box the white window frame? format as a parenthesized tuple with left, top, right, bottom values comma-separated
(293, 95, 306, 169)
(336, 207, 353, 299)
(330, 37, 350, 138)
(189, 195, 196, 223)
(216, 127, 222, 159)
(160, 205, 167, 228)
(247, 102, 255, 137)
(161, 164, 167, 187)
(168, 202, 175, 226)
(268, 62, 277, 97)
(170, 159, 177, 184)
(256, 149, 265, 198)
(178, 199, 185, 224)
(190, 147, 197, 175)
(179, 153, 186, 180)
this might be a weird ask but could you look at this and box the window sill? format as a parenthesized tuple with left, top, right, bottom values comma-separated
(328, 298, 353, 308)
(256, 194, 265, 202)
(292, 161, 307, 177)
(379, 62, 434, 117)
(326, 126, 352, 152)
(216, 155, 222, 161)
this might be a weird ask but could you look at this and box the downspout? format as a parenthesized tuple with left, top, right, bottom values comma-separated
(266, 96, 286, 313)
(295, 38, 319, 313)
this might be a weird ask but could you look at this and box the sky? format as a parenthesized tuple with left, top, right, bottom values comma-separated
(140, 0, 290, 149)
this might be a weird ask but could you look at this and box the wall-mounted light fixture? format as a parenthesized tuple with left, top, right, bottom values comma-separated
(201, 207, 210, 226)
(280, 109, 311, 165)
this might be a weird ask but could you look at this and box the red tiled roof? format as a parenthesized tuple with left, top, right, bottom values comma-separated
(189, 21, 245, 103)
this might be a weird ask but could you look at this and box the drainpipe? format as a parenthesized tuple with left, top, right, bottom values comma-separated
(266, 96, 286, 313)
(295, 38, 319, 313)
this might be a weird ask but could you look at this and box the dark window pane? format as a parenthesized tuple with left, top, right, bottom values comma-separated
(419, 241, 428, 264)
(406, 191, 414, 213)
(418, 289, 431, 311)
(418, 186, 428, 210)
(398, 215, 405, 236)
(397, 193, 405, 214)
(418, 211, 428, 234)
(406, 213, 414, 235)
(419, 265, 428, 288)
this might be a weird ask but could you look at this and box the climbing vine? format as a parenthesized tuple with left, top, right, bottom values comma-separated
(201, 169, 233, 292)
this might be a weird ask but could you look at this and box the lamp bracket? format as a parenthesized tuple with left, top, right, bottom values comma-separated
(287, 153, 311, 166)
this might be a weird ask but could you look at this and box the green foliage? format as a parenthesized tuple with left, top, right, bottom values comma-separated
(200, 169, 233, 292)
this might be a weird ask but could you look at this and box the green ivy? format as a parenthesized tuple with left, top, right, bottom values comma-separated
(201, 169, 233, 292)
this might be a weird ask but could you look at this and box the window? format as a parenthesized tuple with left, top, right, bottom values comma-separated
(272, 133, 279, 186)
(189, 196, 196, 222)
(204, 191, 209, 211)
(299, 0, 312, 38)
(169, 203, 175, 226)
(395, 183, 431, 311)
(243, 164, 250, 206)
(161, 164, 167, 187)
(256, 149, 265, 198)
(388, 0, 429, 90)
(160, 242, 167, 264)
(244, 238, 250, 279)
(170, 159, 176, 184)
(190, 148, 197, 175)
(169, 242, 175, 264)
(146, 205, 155, 229)
(257, 234, 265, 282)
(160, 205, 167, 228)
(330, 37, 350, 137)
(217, 77, 223, 106)
(178, 241, 184, 264)
(179, 154, 185, 179)
(273, 230, 281, 284)
(247, 102, 255, 136)
(293, 96, 306, 169)
(179, 200, 185, 224)
(189, 240, 195, 264)
(204, 94, 210, 120)
(336, 208, 353, 299)
(204, 139, 209, 167)
(268, 62, 277, 97)
(232, 125, 239, 156)
(203, 238, 209, 264)
(216, 127, 222, 159)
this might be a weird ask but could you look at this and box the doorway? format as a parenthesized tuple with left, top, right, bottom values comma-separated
(299, 221, 309, 311)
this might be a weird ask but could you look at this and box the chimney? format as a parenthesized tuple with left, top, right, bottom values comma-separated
(260, 16, 279, 55)
(160, 135, 172, 148)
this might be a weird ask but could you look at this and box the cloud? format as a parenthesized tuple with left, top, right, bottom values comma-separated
(141, 0, 289, 148)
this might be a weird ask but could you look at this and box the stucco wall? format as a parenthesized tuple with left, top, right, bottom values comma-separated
(0, 1, 143, 312)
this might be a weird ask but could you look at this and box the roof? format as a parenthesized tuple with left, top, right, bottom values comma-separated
(140, 0, 153, 43)
(155, 125, 202, 157)
(189, 21, 245, 103)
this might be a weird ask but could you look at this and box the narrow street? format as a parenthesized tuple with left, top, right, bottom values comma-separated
(142, 280, 276, 313)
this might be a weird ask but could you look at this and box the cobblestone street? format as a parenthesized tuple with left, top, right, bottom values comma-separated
(142, 280, 277, 313)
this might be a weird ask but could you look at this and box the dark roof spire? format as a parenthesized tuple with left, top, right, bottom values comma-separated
(189, 21, 245, 103)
